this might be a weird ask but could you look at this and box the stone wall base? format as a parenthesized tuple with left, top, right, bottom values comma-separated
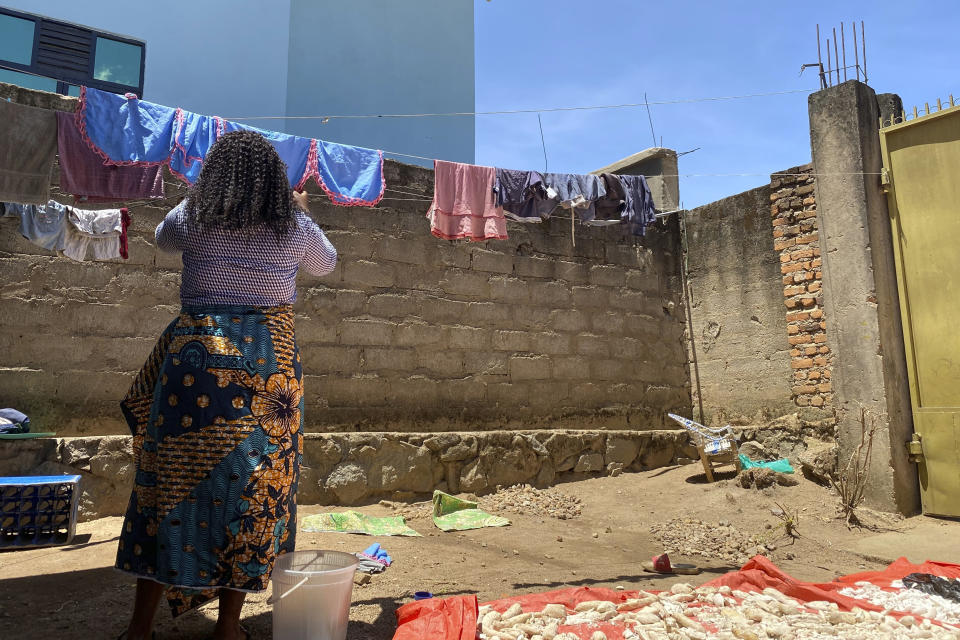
(1, 430, 703, 521)
(0, 421, 833, 521)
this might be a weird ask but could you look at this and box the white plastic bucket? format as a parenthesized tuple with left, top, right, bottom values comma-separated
(272, 550, 359, 640)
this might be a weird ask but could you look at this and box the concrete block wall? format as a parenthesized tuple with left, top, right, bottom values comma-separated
(685, 187, 796, 424)
(769, 164, 833, 410)
(0, 84, 692, 436)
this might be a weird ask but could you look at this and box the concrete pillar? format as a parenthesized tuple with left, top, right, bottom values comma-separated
(808, 80, 920, 514)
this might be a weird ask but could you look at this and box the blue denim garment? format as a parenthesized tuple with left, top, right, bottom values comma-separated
(5, 200, 68, 251)
(541, 172, 607, 222)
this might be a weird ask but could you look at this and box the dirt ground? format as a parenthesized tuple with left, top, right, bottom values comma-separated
(1, 463, 956, 639)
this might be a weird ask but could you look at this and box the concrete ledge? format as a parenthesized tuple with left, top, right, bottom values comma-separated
(0, 430, 704, 521)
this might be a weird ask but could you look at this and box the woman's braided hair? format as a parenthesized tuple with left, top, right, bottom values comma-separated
(184, 129, 296, 237)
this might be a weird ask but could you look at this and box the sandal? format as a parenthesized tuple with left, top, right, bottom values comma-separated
(642, 553, 701, 575)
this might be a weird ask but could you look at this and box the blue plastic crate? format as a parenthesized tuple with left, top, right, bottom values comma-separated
(0, 475, 81, 548)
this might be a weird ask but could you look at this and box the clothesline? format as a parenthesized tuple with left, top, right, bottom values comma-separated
(224, 88, 819, 121)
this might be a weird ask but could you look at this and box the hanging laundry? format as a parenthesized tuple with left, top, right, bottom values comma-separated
(493, 168, 554, 223)
(223, 121, 314, 188)
(169, 109, 225, 184)
(541, 172, 607, 222)
(119, 208, 131, 259)
(78, 87, 385, 206)
(78, 86, 178, 165)
(311, 138, 385, 206)
(223, 123, 384, 205)
(592, 173, 628, 224)
(0, 99, 57, 205)
(428, 160, 507, 241)
(62, 205, 125, 261)
(57, 111, 164, 202)
(4, 201, 69, 251)
(619, 174, 657, 236)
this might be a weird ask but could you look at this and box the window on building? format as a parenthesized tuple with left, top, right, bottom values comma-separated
(0, 7, 144, 97)
(0, 13, 34, 65)
(94, 37, 142, 88)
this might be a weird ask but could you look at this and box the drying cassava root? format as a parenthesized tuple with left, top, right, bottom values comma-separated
(476, 583, 960, 640)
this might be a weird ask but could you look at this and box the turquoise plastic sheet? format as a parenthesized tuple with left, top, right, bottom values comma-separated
(738, 454, 794, 474)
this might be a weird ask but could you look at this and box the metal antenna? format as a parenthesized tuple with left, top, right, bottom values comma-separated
(833, 27, 840, 84)
(826, 38, 832, 86)
(861, 21, 867, 83)
(853, 22, 860, 81)
(644, 92, 657, 148)
(816, 25, 826, 88)
(841, 23, 847, 82)
(536, 113, 548, 173)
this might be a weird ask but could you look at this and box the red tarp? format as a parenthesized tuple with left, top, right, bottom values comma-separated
(393, 594, 479, 640)
(392, 556, 960, 640)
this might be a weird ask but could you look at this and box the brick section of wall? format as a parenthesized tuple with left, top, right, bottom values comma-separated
(0, 85, 692, 436)
(770, 164, 833, 409)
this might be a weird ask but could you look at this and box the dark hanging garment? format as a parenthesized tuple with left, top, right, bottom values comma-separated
(493, 168, 556, 222)
(593, 173, 628, 223)
(620, 174, 657, 236)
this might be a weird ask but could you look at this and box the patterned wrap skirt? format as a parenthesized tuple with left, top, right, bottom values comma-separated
(116, 305, 303, 616)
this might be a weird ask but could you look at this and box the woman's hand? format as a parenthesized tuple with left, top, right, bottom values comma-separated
(292, 189, 310, 213)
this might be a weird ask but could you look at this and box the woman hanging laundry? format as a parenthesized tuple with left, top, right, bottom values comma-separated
(114, 130, 337, 640)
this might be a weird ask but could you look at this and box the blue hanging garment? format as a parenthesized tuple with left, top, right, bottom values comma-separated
(222, 121, 314, 188)
(313, 139, 384, 207)
(79, 87, 177, 165)
(169, 110, 225, 184)
(78, 87, 384, 206)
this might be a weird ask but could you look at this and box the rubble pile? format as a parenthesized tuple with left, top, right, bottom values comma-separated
(650, 518, 771, 565)
(480, 484, 583, 520)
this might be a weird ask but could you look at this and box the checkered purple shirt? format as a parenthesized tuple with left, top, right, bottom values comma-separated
(155, 201, 337, 306)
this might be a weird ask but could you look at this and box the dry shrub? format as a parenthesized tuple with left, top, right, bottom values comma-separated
(829, 406, 880, 528)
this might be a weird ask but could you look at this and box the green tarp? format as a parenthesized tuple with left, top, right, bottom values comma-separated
(301, 510, 422, 537)
(431, 490, 510, 532)
(738, 454, 794, 474)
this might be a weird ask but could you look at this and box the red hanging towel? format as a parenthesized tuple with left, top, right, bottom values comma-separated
(119, 208, 130, 259)
(57, 111, 164, 202)
(427, 160, 507, 241)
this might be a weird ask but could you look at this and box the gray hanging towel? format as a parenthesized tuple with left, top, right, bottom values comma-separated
(0, 99, 57, 205)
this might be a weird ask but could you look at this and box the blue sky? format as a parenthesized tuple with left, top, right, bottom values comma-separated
(474, 0, 960, 208)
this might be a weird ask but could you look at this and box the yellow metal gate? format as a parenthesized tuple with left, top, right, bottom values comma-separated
(880, 102, 960, 517)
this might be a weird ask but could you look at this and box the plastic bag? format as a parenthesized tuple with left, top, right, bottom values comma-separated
(902, 573, 960, 604)
(738, 454, 794, 473)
